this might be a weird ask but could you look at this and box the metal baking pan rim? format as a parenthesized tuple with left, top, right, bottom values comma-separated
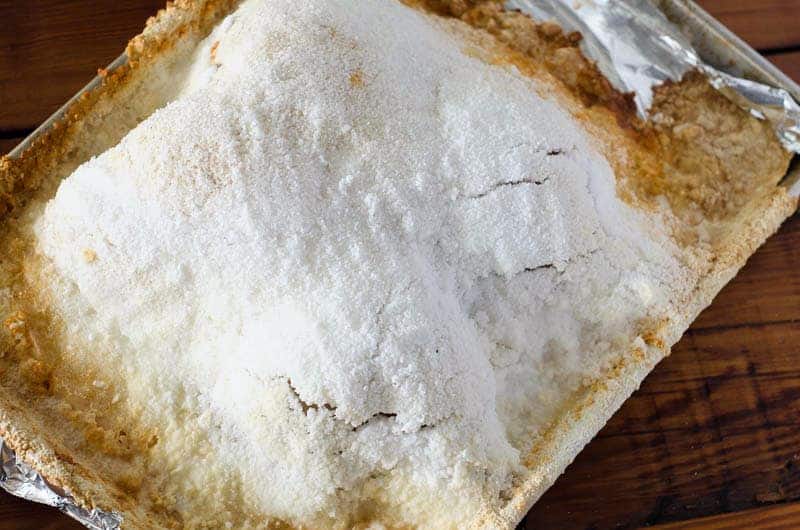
(7, 53, 129, 160)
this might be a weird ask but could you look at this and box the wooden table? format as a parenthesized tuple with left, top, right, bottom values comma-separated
(1, 1, 799, 528)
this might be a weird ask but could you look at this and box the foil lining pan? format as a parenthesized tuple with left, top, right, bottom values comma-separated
(507, 0, 800, 153)
(2, 1, 799, 528)
(0, 438, 121, 528)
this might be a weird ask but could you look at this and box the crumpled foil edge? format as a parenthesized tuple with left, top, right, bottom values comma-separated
(507, 0, 800, 153)
(0, 437, 121, 529)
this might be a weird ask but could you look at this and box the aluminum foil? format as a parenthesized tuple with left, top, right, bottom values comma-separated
(506, 0, 800, 153)
(2, 1, 799, 528)
(0, 437, 121, 529)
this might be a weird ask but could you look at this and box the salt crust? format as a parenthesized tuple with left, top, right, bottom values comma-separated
(32, 0, 687, 526)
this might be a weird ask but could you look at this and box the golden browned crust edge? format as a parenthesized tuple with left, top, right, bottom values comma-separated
(0, 1, 241, 528)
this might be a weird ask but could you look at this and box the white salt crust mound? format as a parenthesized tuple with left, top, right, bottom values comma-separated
(33, 0, 688, 527)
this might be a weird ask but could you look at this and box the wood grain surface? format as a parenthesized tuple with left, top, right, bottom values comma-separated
(650, 502, 800, 529)
(1, 1, 799, 529)
(698, 0, 800, 51)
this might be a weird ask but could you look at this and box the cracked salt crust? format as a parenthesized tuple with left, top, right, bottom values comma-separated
(31, 0, 689, 527)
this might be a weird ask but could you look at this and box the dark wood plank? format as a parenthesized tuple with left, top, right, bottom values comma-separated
(0, 0, 164, 131)
(769, 50, 800, 85)
(650, 501, 800, 529)
(0, 136, 26, 156)
(0, 491, 81, 530)
(696, 0, 800, 52)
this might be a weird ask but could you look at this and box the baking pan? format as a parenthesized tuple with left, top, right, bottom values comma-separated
(1, 1, 799, 527)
